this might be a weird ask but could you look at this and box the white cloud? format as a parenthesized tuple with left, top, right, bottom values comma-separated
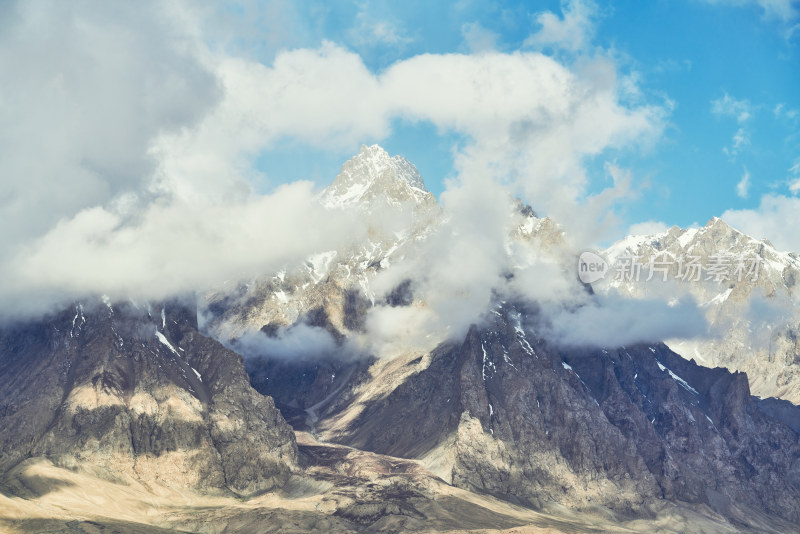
(773, 103, 799, 120)
(461, 21, 499, 53)
(711, 93, 752, 123)
(360, 177, 519, 353)
(540, 293, 707, 348)
(733, 127, 750, 149)
(788, 159, 800, 193)
(234, 322, 341, 361)
(525, 0, 597, 52)
(0, 0, 665, 336)
(159, 42, 662, 246)
(0, 5, 374, 318)
(2, 182, 364, 318)
(347, 5, 412, 48)
(736, 167, 751, 198)
(723, 194, 800, 252)
(628, 221, 670, 236)
(0, 1, 220, 245)
(722, 161, 800, 253)
(391, 53, 661, 245)
(699, 0, 799, 22)
(712, 93, 753, 157)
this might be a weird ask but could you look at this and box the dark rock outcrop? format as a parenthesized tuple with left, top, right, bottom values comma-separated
(0, 299, 298, 496)
(277, 301, 800, 529)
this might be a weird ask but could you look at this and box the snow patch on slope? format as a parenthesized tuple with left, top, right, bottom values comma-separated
(155, 331, 180, 356)
(656, 359, 699, 395)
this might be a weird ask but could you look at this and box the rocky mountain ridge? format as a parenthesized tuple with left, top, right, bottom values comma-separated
(4, 146, 800, 532)
(204, 146, 800, 530)
(0, 298, 298, 496)
(253, 299, 800, 530)
(602, 217, 800, 403)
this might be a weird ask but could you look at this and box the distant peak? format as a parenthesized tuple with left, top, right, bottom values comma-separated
(704, 217, 744, 237)
(320, 145, 431, 208)
(706, 216, 729, 228)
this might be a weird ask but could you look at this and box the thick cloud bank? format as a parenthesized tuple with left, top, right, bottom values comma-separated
(1, 0, 691, 352)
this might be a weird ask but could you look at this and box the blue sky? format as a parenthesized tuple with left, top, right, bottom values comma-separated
(246, 0, 799, 239)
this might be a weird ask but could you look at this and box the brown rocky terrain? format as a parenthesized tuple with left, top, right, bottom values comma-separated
(250, 300, 800, 532)
(0, 299, 298, 497)
(5, 295, 795, 532)
(0, 430, 768, 533)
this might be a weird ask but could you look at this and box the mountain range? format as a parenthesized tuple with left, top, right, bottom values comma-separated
(602, 219, 800, 404)
(2, 146, 800, 533)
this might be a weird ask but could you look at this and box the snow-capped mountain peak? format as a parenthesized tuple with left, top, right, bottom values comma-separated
(320, 145, 432, 209)
(601, 217, 800, 402)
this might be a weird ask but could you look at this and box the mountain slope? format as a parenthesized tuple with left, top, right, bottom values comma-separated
(201, 146, 800, 531)
(262, 300, 800, 529)
(0, 298, 298, 496)
(4, 297, 799, 532)
(2, 432, 756, 533)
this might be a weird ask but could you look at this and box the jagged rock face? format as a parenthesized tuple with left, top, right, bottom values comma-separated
(0, 299, 298, 496)
(603, 217, 800, 403)
(247, 354, 373, 431)
(274, 302, 800, 527)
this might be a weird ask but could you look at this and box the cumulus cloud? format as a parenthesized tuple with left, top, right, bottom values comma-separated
(0, 2, 373, 320)
(1, 0, 672, 356)
(699, 0, 799, 22)
(146, 40, 661, 257)
(525, 0, 597, 52)
(0, 1, 219, 244)
(358, 177, 516, 354)
(628, 221, 670, 236)
(2, 182, 363, 317)
(539, 293, 707, 348)
(723, 194, 800, 253)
